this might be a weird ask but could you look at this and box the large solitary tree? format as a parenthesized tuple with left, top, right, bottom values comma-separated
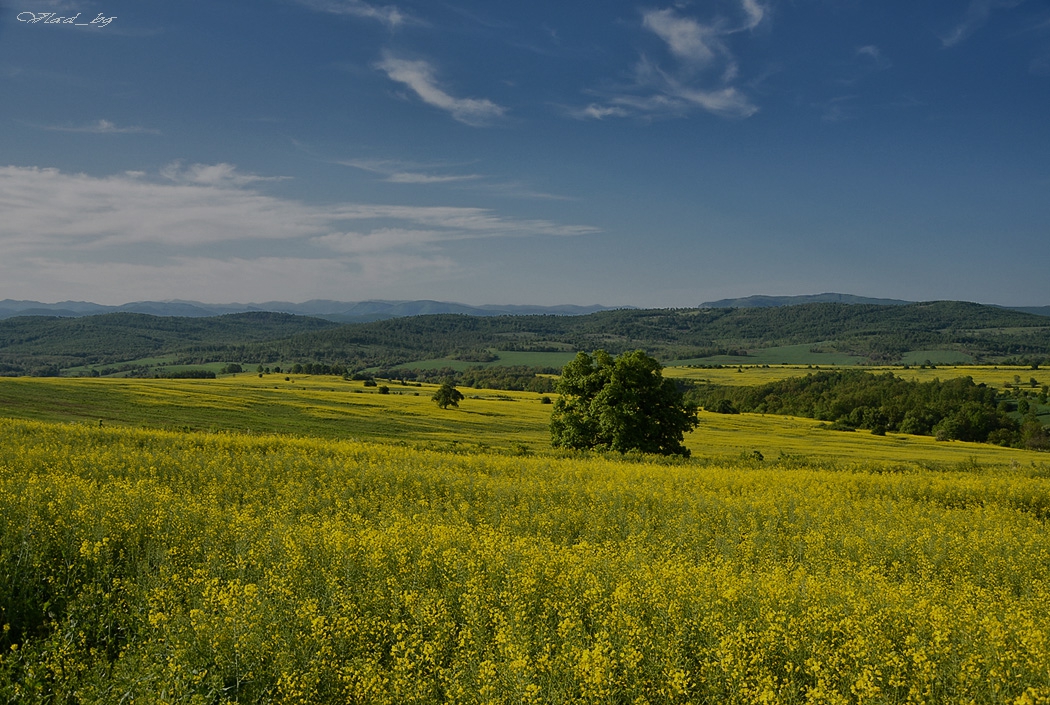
(432, 380, 465, 409)
(549, 349, 698, 456)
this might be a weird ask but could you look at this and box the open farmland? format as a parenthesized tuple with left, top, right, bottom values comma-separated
(1, 374, 1047, 463)
(665, 363, 1047, 389)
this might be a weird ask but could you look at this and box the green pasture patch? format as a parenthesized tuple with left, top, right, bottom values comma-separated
(61, 356, 179, 376)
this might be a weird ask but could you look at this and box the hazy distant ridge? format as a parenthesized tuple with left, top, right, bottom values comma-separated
(0, 299, 619, 322)
(698, 293, 1049, 318)
(699, 293, 914, 308)
(2, 296, 1046, 321)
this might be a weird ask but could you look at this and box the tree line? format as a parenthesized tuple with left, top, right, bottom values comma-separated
(689, 370, 1048, 450)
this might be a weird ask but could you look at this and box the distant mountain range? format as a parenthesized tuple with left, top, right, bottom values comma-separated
(699, 293, 1050, 318)
(699, 293, 912, 308)
(0, 299, 622, 322)
(2, 295, 1047, 322)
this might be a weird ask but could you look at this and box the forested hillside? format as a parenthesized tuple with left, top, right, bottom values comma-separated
(0, 312, 337, 376)
(1, 301, 1048, 376)
(235, 301, 1050, 368)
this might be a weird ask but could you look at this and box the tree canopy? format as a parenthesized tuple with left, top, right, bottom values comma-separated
(432, 381, 464, 409)
(549, 349, 698, 456)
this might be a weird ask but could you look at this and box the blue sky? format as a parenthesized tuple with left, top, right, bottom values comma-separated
(1, 0, 1048, 307)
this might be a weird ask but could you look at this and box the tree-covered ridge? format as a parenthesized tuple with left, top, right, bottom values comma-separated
(691, 369, 1049, 450)
(235, 302, 1050, 366)
(1, 301, 1049, 376)
(0, 312, 337, 375)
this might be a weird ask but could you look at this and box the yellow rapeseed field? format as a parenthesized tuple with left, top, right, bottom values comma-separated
(2, 417, 1049, 703)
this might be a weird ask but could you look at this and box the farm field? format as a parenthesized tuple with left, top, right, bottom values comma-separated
(2, 417, 1049, 703)
(1, 375, 1047, 463)
(0, 376, 555, 451)
(2, 374, 1050, 703)
(665, 363, 1046, 390)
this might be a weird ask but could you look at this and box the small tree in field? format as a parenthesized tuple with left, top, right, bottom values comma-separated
(549, 349, 698, 456)
(432, 381, 464, 409)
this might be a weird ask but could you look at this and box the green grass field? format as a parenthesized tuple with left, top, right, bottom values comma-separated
(1, 374, 1046, 465)
(666, 362, 1046, 389)
(0, 375, 555, 451)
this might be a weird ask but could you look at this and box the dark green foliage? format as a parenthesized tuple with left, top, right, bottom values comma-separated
(0, 312, 336, 375)
(550, 350, 698, 456)
(165, 370, 216, 379)
(691, 370, 1031, 446)
(709, 399, 739, 414)
(2, 302, 1050, 376)
(432, 381, 464, 409)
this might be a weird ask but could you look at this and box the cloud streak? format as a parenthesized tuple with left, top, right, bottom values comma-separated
(339, 159, 484, 184)
(35, 119, 159, 134)
(576, 1, 764, 121)
(291, 0, 410, 28)
(942, 0, 1026, 47)
(375, 54, 506, 126)
(0, 164, 596, 301)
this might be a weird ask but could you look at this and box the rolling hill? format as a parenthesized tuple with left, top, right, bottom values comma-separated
(2, 301, 1049, 377)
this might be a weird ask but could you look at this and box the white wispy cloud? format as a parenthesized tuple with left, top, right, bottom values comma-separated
(36, 119, 159, 134)
(572, 104, 631, 120)
(856, 45, 892, 73)
(159, 161, 292, 187)
(339, 159, 484, 184)
(817, 95, 857, 124)
(942, 0, 1026, 47)
(375, 53, 506, 126)
(575, 1, 764, 121)
(739, 0, 766, 30)
(0, 164, 596, 302)
(642, 9, 722, 65)
(339, 158, 572, 199)
(856, 45, 880, 61)
(313, 228, 448, 254)
(291, 0, 410, 28)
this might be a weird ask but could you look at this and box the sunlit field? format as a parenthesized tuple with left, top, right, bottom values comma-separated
(665, 363, 1046, 390)
(2, 374, 1050, 702)
(0, 375, 555, 450)
(1, 374, 1047, 464)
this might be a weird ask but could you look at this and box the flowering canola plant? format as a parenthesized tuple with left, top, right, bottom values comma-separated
(1, 417, 1049, 703)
